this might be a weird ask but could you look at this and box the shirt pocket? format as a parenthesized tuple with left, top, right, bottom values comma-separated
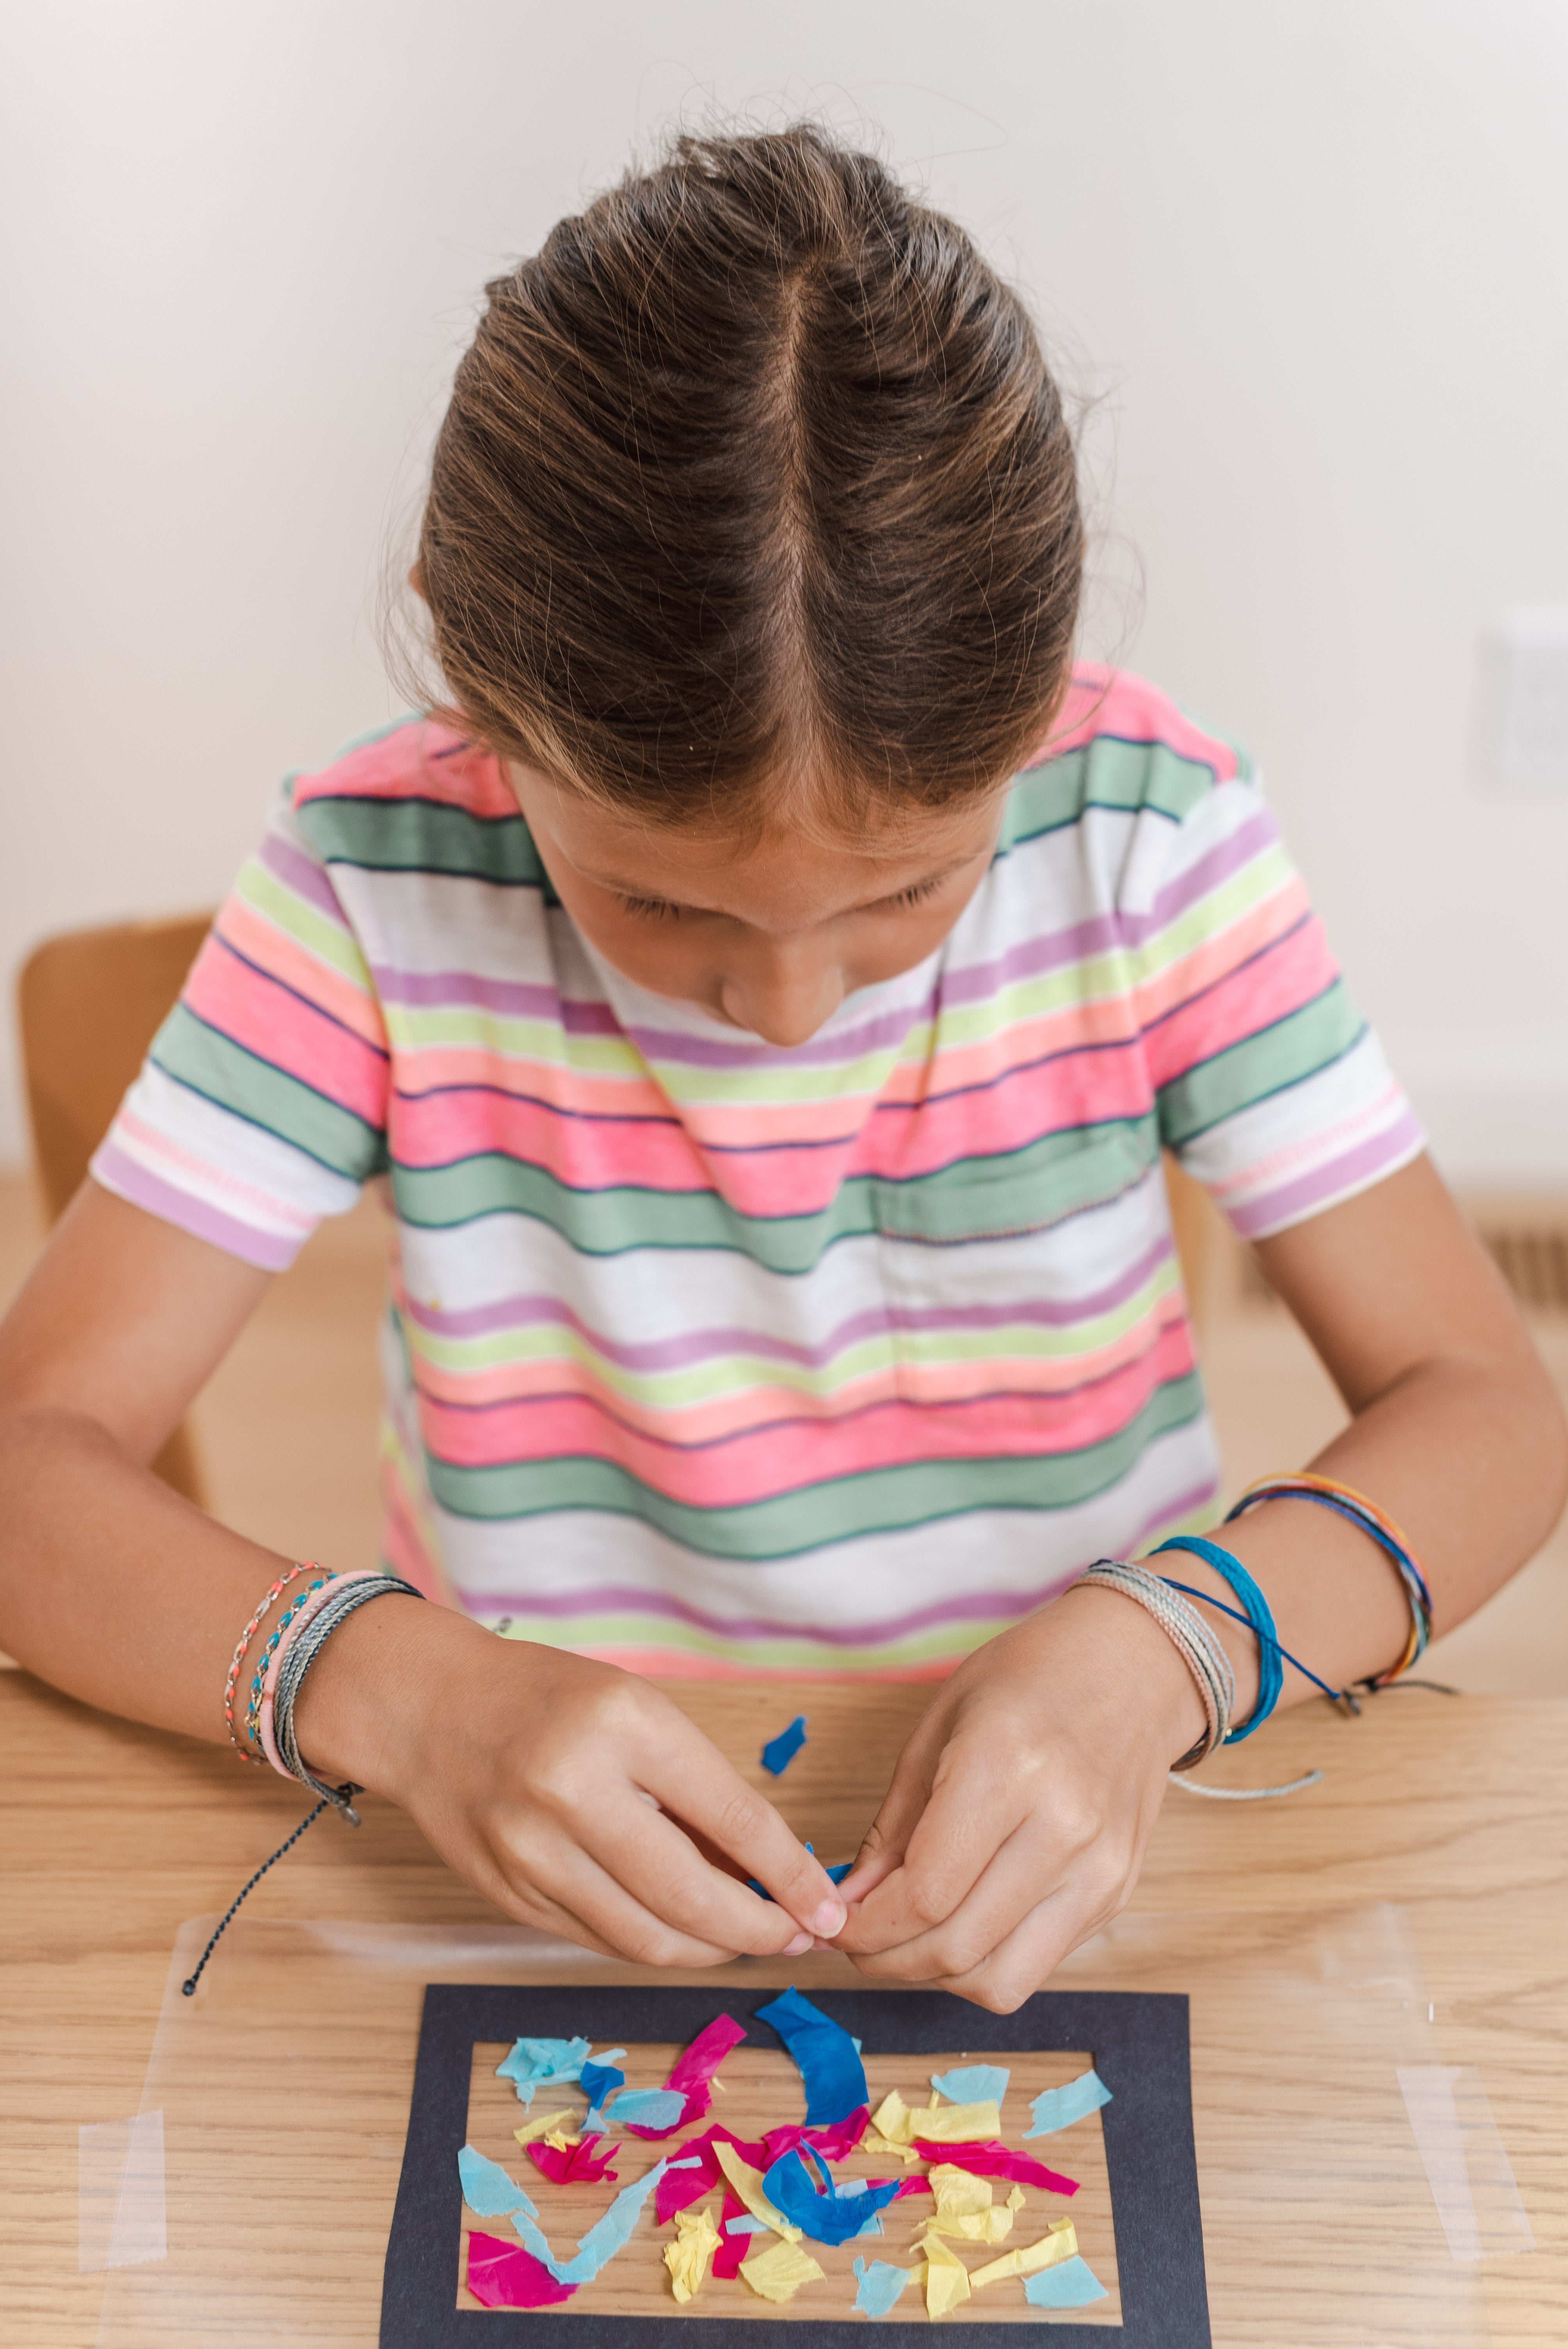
(868, 1114, 1158, 1248)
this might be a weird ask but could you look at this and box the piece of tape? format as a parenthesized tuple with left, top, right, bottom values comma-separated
(78, 2109, 167, 2272)
(1397, 2067, 1534, 2262)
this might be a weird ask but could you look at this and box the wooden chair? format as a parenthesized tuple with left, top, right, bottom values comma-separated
(17, 914, 214, 1504)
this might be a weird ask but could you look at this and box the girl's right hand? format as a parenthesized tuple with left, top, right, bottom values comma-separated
(295, 1594, 848, 1966)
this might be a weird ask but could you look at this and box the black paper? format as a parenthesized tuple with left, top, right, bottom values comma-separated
(381, 1984, 1210, 2347)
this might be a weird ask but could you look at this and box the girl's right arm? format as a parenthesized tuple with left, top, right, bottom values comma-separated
(0, 1180, 847, 1962)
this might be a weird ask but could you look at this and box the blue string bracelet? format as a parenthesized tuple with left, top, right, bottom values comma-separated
(1151, 1535, 1286, 1739)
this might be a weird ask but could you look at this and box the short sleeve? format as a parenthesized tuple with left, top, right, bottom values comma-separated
(91, 788, 390, 1270)
(1119, 752, 1424, 1241)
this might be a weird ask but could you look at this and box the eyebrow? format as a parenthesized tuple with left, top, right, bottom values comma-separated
(583, 855, 973, 918)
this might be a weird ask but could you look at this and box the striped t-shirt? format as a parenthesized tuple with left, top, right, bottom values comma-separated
(95, 667, 1423, 1679)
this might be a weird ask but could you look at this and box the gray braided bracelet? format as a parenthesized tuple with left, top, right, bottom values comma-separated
(1077, 1557, 1236, 1768)
(271, 1573, 425, 1819)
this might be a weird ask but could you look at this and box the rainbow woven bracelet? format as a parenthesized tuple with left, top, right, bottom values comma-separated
(1225, 1471, 1432, 1687)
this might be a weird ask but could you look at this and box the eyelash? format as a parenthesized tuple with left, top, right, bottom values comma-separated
(615, 876, 948, 921)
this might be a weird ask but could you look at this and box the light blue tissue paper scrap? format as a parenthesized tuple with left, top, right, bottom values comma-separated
(1024, 2255, 1109, 2307)
(511, 2158, 669, 2283)
(458, 2144, 538, 2219)
(725, 2214, 773, 2236)
(930, 2064, 1010, 2109)
(835, 2179, 869, 2199)
(495, 2035, 592, 2106)
(605, 2087, 686, 2130)
(853, 2256, 914, 2318)
(1024, 2069, 1113, 2137)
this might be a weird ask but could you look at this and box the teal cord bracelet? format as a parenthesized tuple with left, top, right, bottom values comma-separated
(1152, 1535, 1285, 1740)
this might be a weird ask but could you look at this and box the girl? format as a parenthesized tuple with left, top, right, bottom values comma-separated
(1, 126, 1562, 2012)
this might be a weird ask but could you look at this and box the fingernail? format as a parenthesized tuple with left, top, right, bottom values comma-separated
(783, 1930, 813, 1955)
(811, 1899, 847, 1937)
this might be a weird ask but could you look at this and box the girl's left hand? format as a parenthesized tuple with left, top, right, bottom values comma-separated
(827, 1583, 1208, 2011)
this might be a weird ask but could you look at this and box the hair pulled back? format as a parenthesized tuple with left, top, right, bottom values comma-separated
(416, 122, 1083, 821)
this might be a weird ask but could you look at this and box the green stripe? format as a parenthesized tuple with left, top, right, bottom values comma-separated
(389, 1116, 1158, 1267)
(998, 733, 1238, 856)
(500, 1614, 1019, 1673)
(424, 1370, 1205, 1554)
(1158, 982, 1363, 1147)
(151, 1004, 386, 1181)
(296, 794, 549, 886)
(237, 860, 377, 992)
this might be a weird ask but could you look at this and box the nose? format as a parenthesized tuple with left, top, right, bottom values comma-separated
(719, 947, 844, 1048)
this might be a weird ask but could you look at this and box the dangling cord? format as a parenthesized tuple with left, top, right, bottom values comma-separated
(181, 1784, 360, 1996)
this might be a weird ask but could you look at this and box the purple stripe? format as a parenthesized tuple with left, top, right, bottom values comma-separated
(937, 807, 1281, 1011)
(91, 1141, 300, 1271)
(256, 831, 351, 923)
(402, 1233, 1173, 1365)
(622, 993, 935, 1072)
(449, 1480, 1220, 1647)
(1226, 1112, 1425, 1239)
(371, 964, 623, 1034)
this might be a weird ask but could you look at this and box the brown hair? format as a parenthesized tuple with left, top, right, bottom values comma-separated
(413, 122, 1083, 823)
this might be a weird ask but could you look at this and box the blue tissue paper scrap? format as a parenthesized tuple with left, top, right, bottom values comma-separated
(593, 2087, 685, 2132)
(1025, 2067, 1114, 2137)
(458, 2144, 538, 2219)
(755, 1986, 867, 2128)
(852, 2256, 914, 2318)
(510, 2157, 670, 2284)
(931, 2063, 1010, 2109)
(579, 2059, 625, 2109)
(761, 1715, 808, 1775)
(1024, 2254, 1109, 2307)
(495, 2035, 592, 2106)
(762, 2148, 902, 2246)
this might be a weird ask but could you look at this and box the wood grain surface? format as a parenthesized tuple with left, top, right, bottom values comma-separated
(1, 1670, 1563, 2344)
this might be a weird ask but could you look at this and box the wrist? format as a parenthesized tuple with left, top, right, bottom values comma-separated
(289, 1591, 487, 1799)
(1053, 1579, 1210, 1767)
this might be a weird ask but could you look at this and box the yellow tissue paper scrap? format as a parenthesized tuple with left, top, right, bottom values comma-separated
(740, 2239, 825, 2304)
(920, 2235, 972, 2318)
(929, 2166, 993, 2217)
(923, 2208, 1016, 2245)
(543, 2128, 581, 2152)
(714, 2139, 802, 2242)
(1007, 2185, 1025, 2211)
(871, 2090, 1002, 2146)
(513, 2107, 577, 2147)
(863, 2128, 921, 2167)
(970, 2221, 1078, 2289)
(665, 2206, 722, 2304)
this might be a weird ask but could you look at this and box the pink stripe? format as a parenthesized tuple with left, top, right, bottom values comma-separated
(293, 721, 519, 818)
(91, 1141, 299, 1270)
(1142, 916, 1340, 1091)
(1227, 1113, 1425, 1238)
(219, 898, 387, 1049)
(1035, 665, 1243, 780)
(184, 940, 388, 1126)
(417, 1324, 1195, 1498)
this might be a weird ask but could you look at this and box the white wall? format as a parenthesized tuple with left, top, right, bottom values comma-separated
(3, 0, 1565, 1179)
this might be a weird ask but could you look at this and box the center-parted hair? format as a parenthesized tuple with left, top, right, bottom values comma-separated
(416, 122, 1084, 821)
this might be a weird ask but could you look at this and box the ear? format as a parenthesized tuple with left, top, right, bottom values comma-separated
(407, 561, 427, 604)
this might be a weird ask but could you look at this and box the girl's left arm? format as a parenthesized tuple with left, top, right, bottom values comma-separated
(830, 1154, 1568, 2010)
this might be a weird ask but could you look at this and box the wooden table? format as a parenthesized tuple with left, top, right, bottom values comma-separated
(1, 1670, 1563, 2344)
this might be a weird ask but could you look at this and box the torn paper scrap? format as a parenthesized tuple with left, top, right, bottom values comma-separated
(920, 2233, 972, 2317)
(762, 2105, 870, 2167)
(757, 1987, 867, 2128)
(931, 2064, 1010, 2110)
(634, 2012, 749, 2135)
(853, 2255, 915, 2318)
(919, 2164, 1015, 2246)
(1025, 2253, 1109, 2307)
(605, 2087, 687, 2135)
(913, 2139, 1079, 2196)
(726, 2214, 772, 2236)
(713, 2186, 751, 2280)
(465, 2230, 576, 2308)
(970, 2221, 1078, 2288)
(527, 2135, 620, 2185)
(866, 2128, 922, 2167)
(875, 2088, 1000, 2145)
(761, 2147, 903, 2245)
(509, 2157, 670, 2285)
(458, 2145, 538, 2220)
(579, 2059, 624, 2109)
(1025, 2069, 1113, 2137)
(664, 2205, 722, 2303)
(740, 2237, 825, 2303)
(714, 2139, 802, 2240)
(761, 1714, 808, 1775)
(495, 2036, 592, 2106)
(513, 2107, 579, 2148)
(654, 2126, 770, 2224)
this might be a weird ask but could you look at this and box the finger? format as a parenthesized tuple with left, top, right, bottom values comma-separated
(834, 1737, 1035, 1955)
(581, 1795, 827, 1959)
(837, 1815, 1087, 1984)
(830, 1710, 953, 1908)
(926, 1878, 1125, 2013)
(639, 1729, 847, 1941)
(485, 1814, 764, 1968)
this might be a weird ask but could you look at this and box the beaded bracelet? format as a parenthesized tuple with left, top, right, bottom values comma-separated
(223, 1563, 311, 1760)
(242, 1572, 335, 1759)
(255, 1569, 386, 1774)
(1225, 1472, 1432, 1687)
